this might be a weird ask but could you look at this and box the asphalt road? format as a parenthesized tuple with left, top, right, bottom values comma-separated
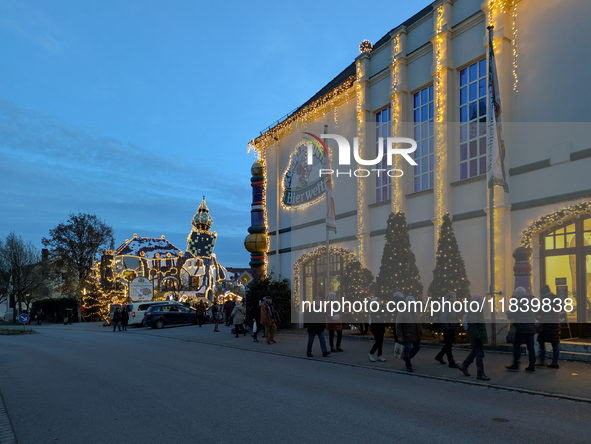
(1, 324, 590, 444)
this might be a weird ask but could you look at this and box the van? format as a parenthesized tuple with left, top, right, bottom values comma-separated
(125, 301, 180, 326)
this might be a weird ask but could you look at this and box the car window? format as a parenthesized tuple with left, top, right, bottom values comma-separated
(168, 306, 179, 312)
(139, 304, 150, 311)
(177, 306, 189, 312)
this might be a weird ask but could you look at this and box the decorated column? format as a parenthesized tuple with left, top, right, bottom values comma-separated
(244, 161, 268, 280)
(512, 246, 532, 295)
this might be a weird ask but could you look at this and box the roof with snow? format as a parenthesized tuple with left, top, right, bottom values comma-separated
(115, 237, 183, 259)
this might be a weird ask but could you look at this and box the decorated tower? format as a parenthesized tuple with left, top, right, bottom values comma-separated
(244, 161, 268, 279)
(187, 196, 217, 257)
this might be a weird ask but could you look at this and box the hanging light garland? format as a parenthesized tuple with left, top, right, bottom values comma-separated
(390, 34, 401, 213)
(521, 201, 591, 249)
(293, 245, 357, 305)
(434, 5, 445, 240)
(356, 59, 365, 265)
(512, 0, 519, 94)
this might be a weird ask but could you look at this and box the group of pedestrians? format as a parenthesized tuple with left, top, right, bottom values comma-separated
(111, 307, 129, 332)
(210, 297, 280, 344)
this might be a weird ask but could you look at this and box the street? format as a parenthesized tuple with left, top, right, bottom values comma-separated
(1, 324, 590, 444)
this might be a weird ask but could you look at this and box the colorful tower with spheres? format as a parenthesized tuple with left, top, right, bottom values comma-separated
(244, 160, 268, 279)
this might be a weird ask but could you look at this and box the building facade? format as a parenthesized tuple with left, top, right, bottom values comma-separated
(247, 0, 591, 336)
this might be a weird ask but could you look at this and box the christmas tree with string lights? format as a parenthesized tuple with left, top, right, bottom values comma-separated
(343, 258, 374, 304)
(376, 212, 423, 300)
(428, 213, 471, 301)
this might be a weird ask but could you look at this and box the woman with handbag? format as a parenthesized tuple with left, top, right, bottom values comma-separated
(231, 301, 246, 338)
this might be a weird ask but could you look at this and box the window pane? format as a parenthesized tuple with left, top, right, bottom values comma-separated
(429, 103, 433, 119)
(584, 218, 591, 231)
(556, 236, 564, 249)
(429, 138, 434, 153)
(414, 126, 420, 140)
(414, 93, 420, 108)
(566, 223, 575, 233)
(429, 86, 433, 101)
(479, 156, 486, 175)
(470, 82, 477, 101)
(421, 123, 428, 140)
(479, 59, 486, 77)
(469, 121, 477, 139)
(479, 138, 486, 155)
(414, 176, 420, 192)
(479, 98, 486, 117)
(460, 125, 467, 143)
(414, 109, 420, 122)
(545, 236, 554, 250)
(430, 172, 433, 188)
(460, 106, 467, 122)
(422, 174, 428, 190)
(460, 163, 467, 179)
(470, 140, 477, 158)
(460, 87, 467, 105)
(421, 88, 428, 103)
(460, 144, 467, 161)
(479, 79, 486, 97)
(566, 233, 576, 247)
(470, 102, 477, 120)
(460, 69, 467, 86)
(470, 159, 477, 177)
(469, 63, 477, 82)
(421, 105, 428, 122)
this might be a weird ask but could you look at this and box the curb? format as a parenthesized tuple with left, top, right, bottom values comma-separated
(0, 390, 17, 444)
(147, 332, 591, 405)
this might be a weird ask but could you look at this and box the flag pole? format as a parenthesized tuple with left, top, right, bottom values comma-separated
(487, 25, 497, 346)
(324, 124, 330, 300)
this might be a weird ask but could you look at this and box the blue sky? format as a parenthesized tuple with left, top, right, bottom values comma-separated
(0, 0, 431, 267)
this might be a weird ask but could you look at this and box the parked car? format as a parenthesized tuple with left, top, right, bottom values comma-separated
(144, 304, 197, 329)
(124, 301, 181, 327)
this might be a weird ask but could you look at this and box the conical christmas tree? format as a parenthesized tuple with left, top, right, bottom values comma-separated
(342, 258, 374, 304)
(428, 213, 471, 301)
(376, 212, 423, 300)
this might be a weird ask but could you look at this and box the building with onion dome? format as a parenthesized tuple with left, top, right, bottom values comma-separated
(99, 197, 227, 302)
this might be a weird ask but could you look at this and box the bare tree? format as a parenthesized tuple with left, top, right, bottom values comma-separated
(42, 213, 114, 303)
(0, 233, 47, 322)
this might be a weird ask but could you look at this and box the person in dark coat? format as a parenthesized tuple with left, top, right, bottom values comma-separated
(212, 303, 220, 332)
(224, 299, 234, 326)
(112, 308, 122, 332)
(368, 297, 386, 362)
(36, 308, 44, 326)
(435, 291, 459, 368)
(458, 295, 490, 380)
(506, 287, 537, 373)
(121, 308, 129, 331)
(326, 292, 343, 353)
(395, 296, 423, 372)
(196, 300, 206, 327)
(306, 297, 330, 357)
(250, 300, 263, 342)
(537, 285, 561, 368)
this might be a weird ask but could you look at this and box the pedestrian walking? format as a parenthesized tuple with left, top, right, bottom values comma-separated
(36, 308, 44, 326)
(306, 297, 330, 357)
(326, 292, 343, 353)
(112, 308, 122, 332)
(121, 307, 129, 331)
(458, 295, 490, 380)
(196, 300, 206, 327)
(224, 298, 234, 326)
(260, 297, 279, 344)
(231, 301, 246, 337)
(368, 297, 386, 362)
(53, 312, 58, 323)
(212, 303, 221, 332)
(395, 295, 423, 372)
(536, 285, 561, 369)
(250, 300, 263, 342)
(434, 291, 459, 368)
(506, 287, 537, 373)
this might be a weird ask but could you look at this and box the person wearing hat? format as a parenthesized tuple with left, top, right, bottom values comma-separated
(458, 294, 490, 380)
(326, 292, 344, 353)
(395, 295, 423, 372)
(434, 291, 459, 368)
(231, 301, 246, 338)
(506, 286, 537, 373)
(368, 297, 386, 362)
(536, 285, 561, 369)
(260, 297, 279, 344)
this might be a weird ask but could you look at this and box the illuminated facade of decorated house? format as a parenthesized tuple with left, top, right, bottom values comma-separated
(99, 197, 227, 302)
(248, 0, 591, 337)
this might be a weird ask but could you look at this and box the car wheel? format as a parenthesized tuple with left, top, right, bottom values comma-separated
(155, 319, 165, 329)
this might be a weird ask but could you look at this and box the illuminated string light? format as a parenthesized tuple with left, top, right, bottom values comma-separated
(434, 6, 445, 240)
(293, 246, 357, 305)
(356, 59, 365, 265)
(512, 0, 519, 94)
(390, 34, 401, 213)
(521, 201, 591, 249)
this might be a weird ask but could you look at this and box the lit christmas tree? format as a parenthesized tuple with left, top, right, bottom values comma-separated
(376, 212, 423, 299)
(342, 258, 374, 303)
(428, 213, 471, 301)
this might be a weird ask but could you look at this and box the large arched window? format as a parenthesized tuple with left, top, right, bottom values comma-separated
(303, 253, 347, 302)
(540, 216, 591, 327)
